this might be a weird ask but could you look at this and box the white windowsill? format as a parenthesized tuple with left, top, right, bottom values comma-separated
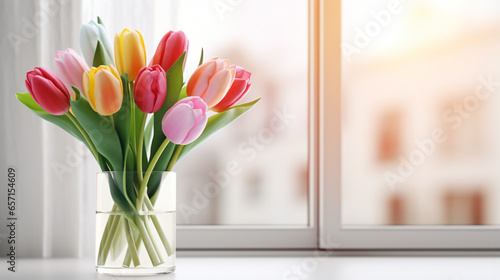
(1, 253, 498, 280)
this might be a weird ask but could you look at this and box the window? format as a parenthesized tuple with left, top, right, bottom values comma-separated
(320, 0, 500, 249)
(83, 0, 317, 249)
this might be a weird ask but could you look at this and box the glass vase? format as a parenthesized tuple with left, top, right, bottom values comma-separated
(95, 171, 176, 275)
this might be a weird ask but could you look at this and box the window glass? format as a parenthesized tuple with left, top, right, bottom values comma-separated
(83, 0, 310, 226)
(166, 0, 310, 225)
(342, 0, 500, 226)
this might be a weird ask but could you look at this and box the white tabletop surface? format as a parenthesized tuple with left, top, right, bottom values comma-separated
(1, 255, 499, 280)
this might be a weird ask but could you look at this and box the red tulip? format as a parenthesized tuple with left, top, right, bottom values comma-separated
(212, 66, 251, 112)
(149, 31, 189, 72)
(134, 65, 167, 113)
(25, 67, 71, 115)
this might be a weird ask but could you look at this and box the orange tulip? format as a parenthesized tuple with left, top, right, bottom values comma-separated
(186, 57, 235, 108)
(83, 65, 123, 115)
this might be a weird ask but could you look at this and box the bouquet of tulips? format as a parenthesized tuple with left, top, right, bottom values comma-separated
(16, 17, 257, 268)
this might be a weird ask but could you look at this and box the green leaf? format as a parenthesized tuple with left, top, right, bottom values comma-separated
(15, 92, 89, 149)
(178, 86, 187, 101)
(180, 98, 260, 160)
(70, 89, 123, 171)
(97, 16, 104, 25)
(63, 85, 136, 214)
(198, 48, 204, 66)
(114, 74, 131, 156)
(93, 41, 108, 67)
(151, 52, 186, 157)
(107, 173, 135, 217)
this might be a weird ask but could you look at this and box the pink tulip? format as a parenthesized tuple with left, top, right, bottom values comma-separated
(25, 67, 71, 115)
(212, 66, 251, 112)
(53, 48, 90, 99)
(186, 57, 236, 108)
(162, 97, 207, 145)
(134, 65, 167, 113)
(150, 30, 189, 72)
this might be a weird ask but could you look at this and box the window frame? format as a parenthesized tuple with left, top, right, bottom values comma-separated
(177, 0, 320, 250)
(318, 0, 500, 250)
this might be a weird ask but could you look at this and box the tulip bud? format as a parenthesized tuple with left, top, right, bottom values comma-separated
(150, 30, 189, 72)
(114, 29, 147, 81)
(186, 57, 236, 108)
(53, 48, 90, 99)
(134, 65, 167, 113)
(80, 18, 114, 67)
(212, 66, 251, 112)
(25, 67, 71, 115)
(162, 96, 207, 145)
(83, 65, 123, 116)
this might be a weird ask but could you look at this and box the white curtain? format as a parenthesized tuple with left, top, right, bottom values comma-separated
(0, 0, 171, 258)
(1, 0, 85, 258)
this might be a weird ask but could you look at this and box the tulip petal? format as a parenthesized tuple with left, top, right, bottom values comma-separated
(31, 76, 70, 115)
(123, 31, 146, 80)
(82, 70, 91, 99)
(162, 103, 196, 144)
(187, 60, 216, 97)
(93, 69, 122, 115)
(162, 31, 189, 71)
(135, 73, 155, 112)
(64, 54, 85, 89)
(95, 22, 114, 62)
(150, 31, 170, 67)
(53, 58, 74, 97)
(37, 67, 69, 96)
(80, 23, 100, 66)
(202, 68, 232, 107)
(212, 79, 249, 112)
(114, 32, 124, 76)
(183, 114, 207, 144)
(67, 48, 89, 69)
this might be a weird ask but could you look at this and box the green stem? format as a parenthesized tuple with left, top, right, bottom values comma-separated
(109, 114, 114, 126)
(134, 215, 161, 266)
(144, 214, 166, 263)
(136, 138, 170, 211)
(137, 114, 148, 182)
(98, 213, 121, 265)
(66, 113, 99, 161)
(123, 232, 142, 268)
(123, 219, 140, 267)
(129, 82, 136, 153)
(166, 145, 184, 171)
(97, 204, 117, 266)
(144, 196, 173, 256)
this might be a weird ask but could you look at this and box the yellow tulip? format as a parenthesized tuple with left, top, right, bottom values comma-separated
(114, 29, 146, 81)
(83, 65, 123, 116)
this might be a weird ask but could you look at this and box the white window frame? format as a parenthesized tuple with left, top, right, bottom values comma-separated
(177, 0, 320, 250)
(318, 0, 500, 250)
